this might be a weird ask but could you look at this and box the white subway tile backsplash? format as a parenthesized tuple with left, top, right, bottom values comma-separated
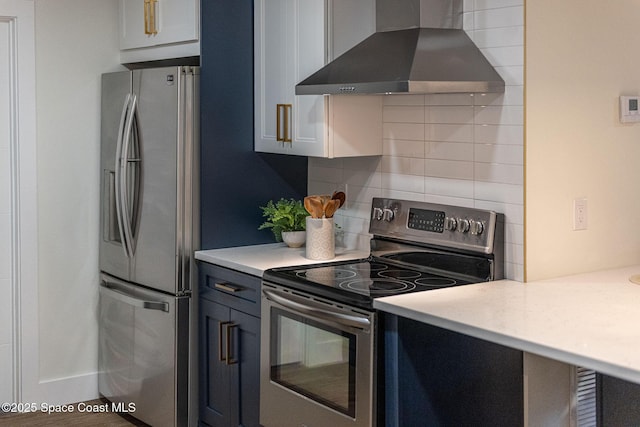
(471, 26, 524, 48)
(427, 124, 474, 143)
(475, 143, 523, 165)
(380, 172, 425, 193)
(424, 177, 475, 199)
(473, 6, 524, 29)
(426, 159, 474, 180)
(380, 156, 425, 176)
(340, 156, 381, 174)
(474, 0, 524, 11)
(475, 105, 524, 126)
(308, 164, 345, 184)
(496, 66, 524, 86)
(383, 105, 424, 123)
(383, 94, 424, 106)
(475, 124, 523, 145)
(308, 0, 524, 279)
(383, 122, 425, 141)
(427, 141, 474, 161)
(475, 162, 523, 185)
(425, 93, 474, 106)
(474, 181, 523, 205)
(474, 86, 523, 106)
(481, 46, 524, 67)
(427, 106, 475, 124)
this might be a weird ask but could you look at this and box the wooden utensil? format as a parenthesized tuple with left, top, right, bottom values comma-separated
(303, 196, 314, 216)
(331, 191, 346, 208)
(324, 199, 340, 218)
(308, 196, 324, 218)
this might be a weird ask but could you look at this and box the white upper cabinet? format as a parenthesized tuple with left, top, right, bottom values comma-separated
(254, 0, 382, 158)
(119, 0, 199, 63)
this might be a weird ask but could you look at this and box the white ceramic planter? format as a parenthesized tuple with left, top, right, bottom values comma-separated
(305, 217, 335, 260)
(281, 230, 306, 248)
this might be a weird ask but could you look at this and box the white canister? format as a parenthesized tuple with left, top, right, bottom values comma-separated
(305, 217, 335, 260)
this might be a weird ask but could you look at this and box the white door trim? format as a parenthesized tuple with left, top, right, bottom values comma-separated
(1, 0, 37, 404)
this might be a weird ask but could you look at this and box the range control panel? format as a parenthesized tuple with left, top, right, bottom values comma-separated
(369, 198, 503, 254)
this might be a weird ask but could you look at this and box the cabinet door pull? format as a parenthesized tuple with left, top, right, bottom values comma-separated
(283, 104, 292, 143)
(226, 323, 239, 365)
(218, 321, 232, 362)
(214, 282, 241, 293)
(276, 104, 284, 142)
(276, 104, 292, 144)
(144, 0, 158, 35)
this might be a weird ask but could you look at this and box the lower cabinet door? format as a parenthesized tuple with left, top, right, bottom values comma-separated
(230, 309, 261, 427)
(200, 297, 261, 427)
(200, 299, 232, 427)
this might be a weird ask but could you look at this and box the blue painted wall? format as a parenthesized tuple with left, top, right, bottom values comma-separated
(199, 0, 308, 249)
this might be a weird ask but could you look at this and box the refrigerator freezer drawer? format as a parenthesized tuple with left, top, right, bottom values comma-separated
(98, 273, 189, 427)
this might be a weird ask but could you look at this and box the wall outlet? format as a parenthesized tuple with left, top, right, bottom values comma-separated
(573, 198, 588, 231)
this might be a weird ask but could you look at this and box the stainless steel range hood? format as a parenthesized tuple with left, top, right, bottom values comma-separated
(295, 0, 505, 95)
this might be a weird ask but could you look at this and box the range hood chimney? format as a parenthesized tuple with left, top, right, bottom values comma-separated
(295, 0, 505, 95)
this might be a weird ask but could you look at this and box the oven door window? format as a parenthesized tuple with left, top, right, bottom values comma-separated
(270, 307, 356, 418)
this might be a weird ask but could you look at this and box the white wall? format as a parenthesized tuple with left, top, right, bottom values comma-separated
(33, 0, 121, 397)
(309, 0, 525, 280)
(526, 0, 640, 280)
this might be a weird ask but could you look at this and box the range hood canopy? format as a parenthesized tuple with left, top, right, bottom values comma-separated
(295, 0, 505, 95)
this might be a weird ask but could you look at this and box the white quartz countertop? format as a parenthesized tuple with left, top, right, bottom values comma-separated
(195, 243, 369, 277)
(374, 265, 640, 384)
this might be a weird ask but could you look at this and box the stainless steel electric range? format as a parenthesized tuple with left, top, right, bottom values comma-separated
(259, 198, 505, 427)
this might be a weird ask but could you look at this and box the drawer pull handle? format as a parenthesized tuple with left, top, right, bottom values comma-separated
(214, 282, 241, 293)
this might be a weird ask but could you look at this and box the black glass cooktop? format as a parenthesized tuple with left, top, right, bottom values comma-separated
(263, 258, 477, 310)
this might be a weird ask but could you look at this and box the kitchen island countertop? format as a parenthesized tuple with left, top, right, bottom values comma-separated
(195, 243, 369, 277)
(374, 265, 640, 385)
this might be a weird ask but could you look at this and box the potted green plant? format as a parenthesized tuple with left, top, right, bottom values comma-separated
(258, 198, 308, 247)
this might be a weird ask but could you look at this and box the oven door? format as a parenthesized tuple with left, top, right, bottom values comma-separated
(260, 283, 376, 427)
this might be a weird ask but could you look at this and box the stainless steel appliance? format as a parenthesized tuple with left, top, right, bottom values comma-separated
(295, 0, 504, 95)
(98, 66, 199, 427)
(260, 197, 504, 427)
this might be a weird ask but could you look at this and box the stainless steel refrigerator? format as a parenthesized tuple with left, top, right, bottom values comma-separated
(98, 66, 199, 427)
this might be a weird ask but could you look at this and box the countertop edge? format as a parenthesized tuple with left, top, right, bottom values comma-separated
(374, 297, 640, 384)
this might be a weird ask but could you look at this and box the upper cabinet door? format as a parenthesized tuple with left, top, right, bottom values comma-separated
(254, 0, 326, 157)
(120, 0, 198, 49)
(254, 0, 382, 159)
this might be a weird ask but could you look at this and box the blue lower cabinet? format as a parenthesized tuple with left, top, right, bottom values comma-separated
(199, 262, 261, 427)
(385, 315, 524, 427)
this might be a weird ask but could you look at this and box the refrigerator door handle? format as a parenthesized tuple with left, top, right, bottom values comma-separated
(100, 280, 169, 312)
(118, 94, 140, 259)
(114, 94, 132, 257)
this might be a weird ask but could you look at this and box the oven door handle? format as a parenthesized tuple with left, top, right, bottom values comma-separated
(263, 288, 371, 330)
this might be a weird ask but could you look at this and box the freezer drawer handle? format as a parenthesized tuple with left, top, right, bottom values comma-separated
(214, 282, 241, 293)
(102, 281, 169, 312)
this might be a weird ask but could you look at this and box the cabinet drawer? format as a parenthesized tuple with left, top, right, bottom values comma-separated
(198, 262, 261, 317)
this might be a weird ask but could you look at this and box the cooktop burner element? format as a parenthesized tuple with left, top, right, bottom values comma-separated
(262, 198, 505, 309)
(340, 278, 416, 295)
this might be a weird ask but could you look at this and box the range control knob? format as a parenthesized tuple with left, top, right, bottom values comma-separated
(470, 220, 484, 235)
(382, 208, 395, 222)
(372, 207, 383, 221)
(456, 218, 470, 233)
(444, 217, 457, 231)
